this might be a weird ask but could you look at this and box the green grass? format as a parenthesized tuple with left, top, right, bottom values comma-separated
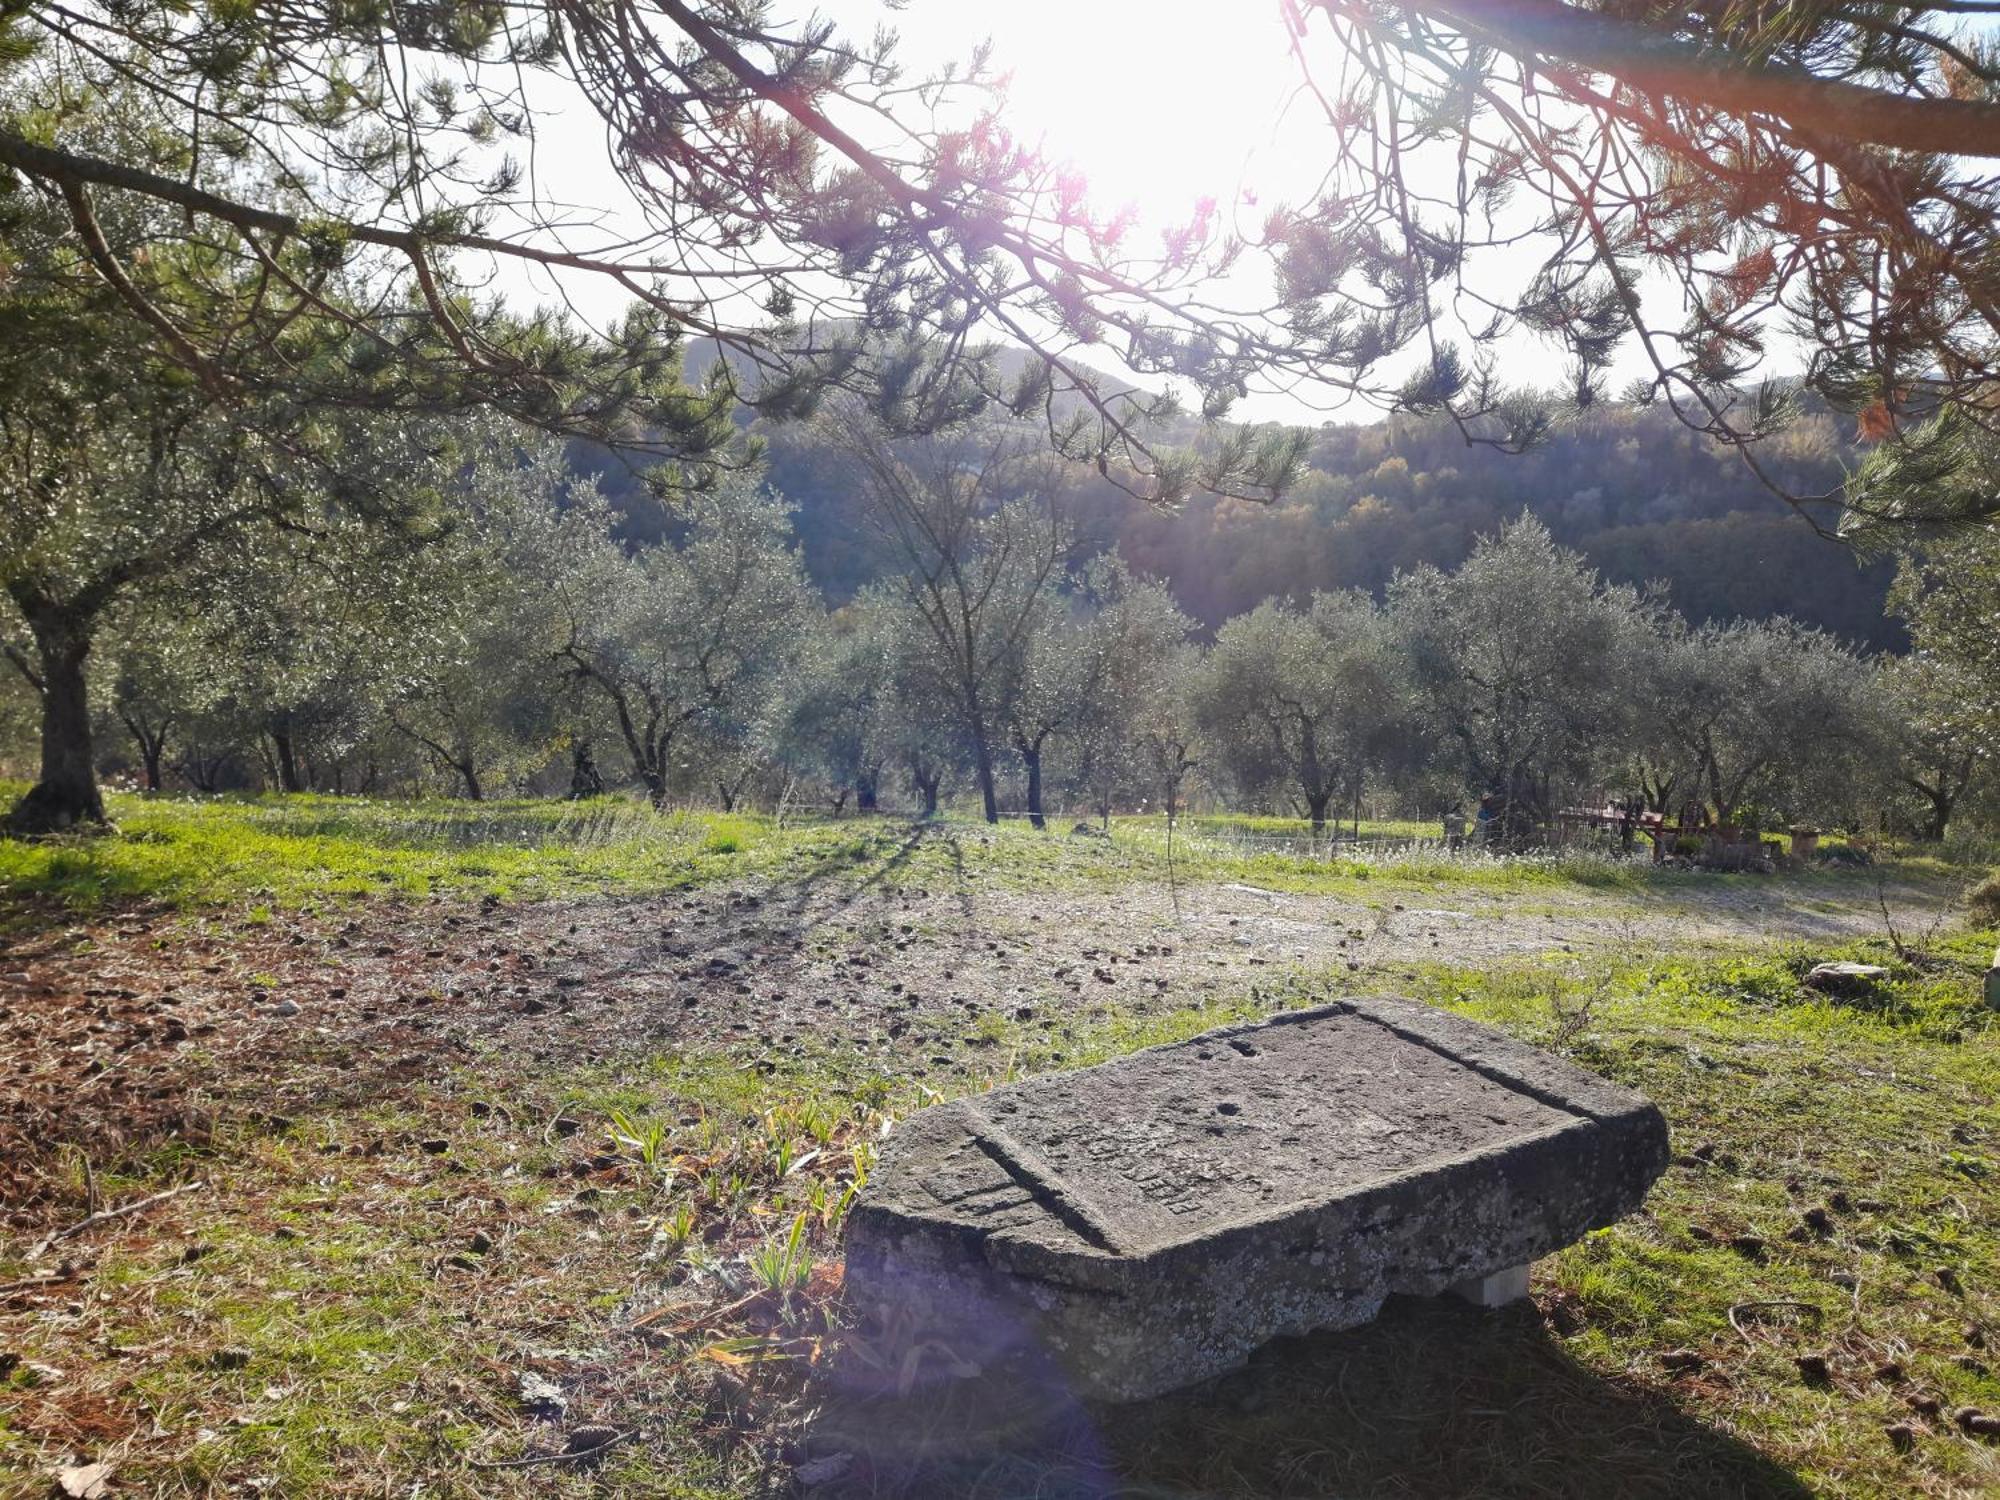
(4, 924, 1995, 1497)
(3, 789, 1996, 1496)
(0, 791, 884, 909)
(2, 790, 1984, 918)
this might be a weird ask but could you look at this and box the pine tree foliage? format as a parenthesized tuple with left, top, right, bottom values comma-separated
(3, 2, 2000, 516)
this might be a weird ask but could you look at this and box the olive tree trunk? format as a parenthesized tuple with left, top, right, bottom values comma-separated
(269, 727, 306, 793)
(1019, 739, 1046, 830)
(6, 605, 107, 833)
(968, 718, 1000, 824)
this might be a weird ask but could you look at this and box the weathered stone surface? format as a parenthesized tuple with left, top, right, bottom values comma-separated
(844, 997, 1668, 1401)
(1804, 961, 1892, 995)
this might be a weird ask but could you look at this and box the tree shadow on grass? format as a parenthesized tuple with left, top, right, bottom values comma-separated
(806, 1295, 1813, 1499)
(769, 817, 930, 929)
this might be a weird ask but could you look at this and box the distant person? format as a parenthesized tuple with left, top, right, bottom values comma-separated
(1618, 797, 1639, 855)
(1442, 803, 1467, 851)
(1476, 793, 1500, 849)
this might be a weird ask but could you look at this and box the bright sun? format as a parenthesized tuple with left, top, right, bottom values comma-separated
(888, 0, 1308, 232)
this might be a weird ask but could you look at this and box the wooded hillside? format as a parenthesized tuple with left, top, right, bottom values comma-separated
(580, 399, 1896, 646)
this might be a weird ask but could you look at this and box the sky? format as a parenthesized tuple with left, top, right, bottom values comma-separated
(887, 0, 1310, 235)
(496, 1, 1638, 424)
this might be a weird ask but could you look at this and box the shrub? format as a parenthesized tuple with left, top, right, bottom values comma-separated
(1970, 870, 2000, 930)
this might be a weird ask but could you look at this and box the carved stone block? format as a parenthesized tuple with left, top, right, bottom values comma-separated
(844, 997, 1668, 1401)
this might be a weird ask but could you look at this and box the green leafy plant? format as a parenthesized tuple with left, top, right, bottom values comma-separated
(606, 1108, 671, 1174)
(749, 1212, 813, 1294)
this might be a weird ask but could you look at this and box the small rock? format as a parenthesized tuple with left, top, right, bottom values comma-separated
(468, 1230, 493, 1256)
(1803, 962, 1890, 994)
(1884, 1422, 1917, 1454)
(418, 1139, 450, 1156)
(517, 1371, 567, 1419)
(269, 999, 302, 1018)
(1909, 1393, 1942, 1417)
(794, 1452, 854, 1487)
(52, 1462, 114, 1499)
(1659, 1348, 1705, 1374)
(1936, 1266, 1963, 1295)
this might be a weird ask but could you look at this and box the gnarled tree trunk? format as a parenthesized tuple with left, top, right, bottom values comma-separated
(6, 605, 106, 832)
(568, 741, 604, 800)
(1305, 789, 1332, 834)
(124, 720, 168, 792)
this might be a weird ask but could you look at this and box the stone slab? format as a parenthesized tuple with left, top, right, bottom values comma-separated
(844, 997, 1668, 1401)
(1804, 961, 1891, 995)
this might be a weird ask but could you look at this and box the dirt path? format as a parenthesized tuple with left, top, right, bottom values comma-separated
(0, 835, 1954, 1218)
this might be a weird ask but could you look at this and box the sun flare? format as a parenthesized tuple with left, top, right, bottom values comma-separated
(895, 0, 1305, 231)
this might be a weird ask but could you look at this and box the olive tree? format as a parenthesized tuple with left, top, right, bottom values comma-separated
(536, 475, 815, 809)
(1390, 516, 1649, 836)
(382, 450, 586, 800)
(1195, 592, 1408, 834)
(1879, 653, 1992, 843)
(1124, 645, 1207, 829)
(775, 602, 901, 815)
(0, 76, 732, 830)
(105, 597, 219, 793)
(188, 507, 470, 795)
(870, 598, 974, 818)
(1886, 525, 2000, 835)
(0, 363, 480, 821)
(1055, 564, 1196, 827)
(841, 422, 1073, 824)
(1645, 619, 1886, 833)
